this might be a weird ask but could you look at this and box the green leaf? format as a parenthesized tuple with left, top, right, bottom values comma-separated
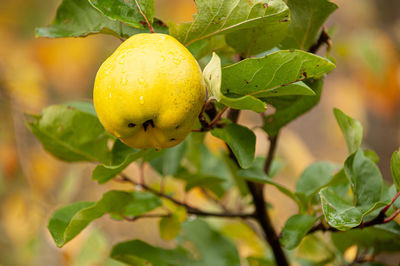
(296, 161, 339, 206)
(344, 149, 383, 206)
(331, 222, 400, 254)
(121, 191, 162, 217)
(221, 50, 335, 99)
(225, 14, 290, 57)
(25, 104, 111, 163)
(238, 166, 301, 207)
(280, 0, 338, 50)
(150, 141, 187, 176)
(92, 146, 154, 184)
(89, 0, 154, 28)
(247, 257, 275, 266)
(222, 153, 249, 196)
(188, 35, 236, 61)
(179, 219, 241, 266)
(182, 135, 234, 197)
(111, 239, 193, 266)
(319, 188, 387, 231)
(169, 0, 289, 47)
(211, 124, 256, 169)
(35, 0, 144, 38)
(48, 190, 133, 247)
(65, 101, 97, 117)
(333, 108, 363, 154)
(280, 214, 318, 249)
(180, 173, 226, 194)
(391, 149, 400, 191)
(202, 53, 266, 112)
(263, 79, 323, 136)
(159, 215, 181, 241)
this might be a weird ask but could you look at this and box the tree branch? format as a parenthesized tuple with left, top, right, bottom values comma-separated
(193, 102, 228, 132)
(308, 27, 331, 54)
(226, 109, 289, 266)
(123, 213, 171, 222)
(118, 173, 255, 219)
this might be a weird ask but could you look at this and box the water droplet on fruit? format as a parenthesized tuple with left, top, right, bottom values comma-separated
(118, 54, 126, 64)
(139, 96, 144, 104)
(122, 76, 128, 85)
(173, 58, 181, 65)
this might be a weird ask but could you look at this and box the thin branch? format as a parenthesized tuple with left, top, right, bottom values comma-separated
(251, 133, 288, 266)
(209, 106, 229, 128)
(193, 103, 228, 132)
(118, 173, 255, 219)
(308, 27, 331, 54)
(384, 209, 400, 223)
(381, 190, 400, 214)
(226, 108, 289, 266)
(123, 213, 171, 222)
(133, 0, 155, 33)
(200, 187, 230, 212)
(264, 134, 279, 174)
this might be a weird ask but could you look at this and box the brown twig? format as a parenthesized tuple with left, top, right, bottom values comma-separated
(133, 0, 154, 33)
(123, 213, 171, 222)
(208, 106, 228, 128)
(193, 102, 228, 132)
(226, 108, 289, 266)
(117, 173, 255, 219)
(308, 27, 331, 54)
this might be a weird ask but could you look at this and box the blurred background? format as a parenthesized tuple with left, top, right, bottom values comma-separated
(0, 0, 399, 265)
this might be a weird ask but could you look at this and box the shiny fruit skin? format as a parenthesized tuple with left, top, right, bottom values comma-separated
(93, 33, 206, 149)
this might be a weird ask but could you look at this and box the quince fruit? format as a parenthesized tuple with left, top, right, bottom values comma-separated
(93, 33, 206, 149)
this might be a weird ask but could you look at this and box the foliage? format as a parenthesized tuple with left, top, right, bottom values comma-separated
(29, 0, 400, 265)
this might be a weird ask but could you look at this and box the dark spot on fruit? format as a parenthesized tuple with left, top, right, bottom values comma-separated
(128, 123, 136, 128)
(143, 119, 155, 131)
(170, 138, 176, 141)
(175, 125, 180, 129)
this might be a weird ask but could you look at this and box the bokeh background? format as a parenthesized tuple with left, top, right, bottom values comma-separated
(0, 0, 399, 265)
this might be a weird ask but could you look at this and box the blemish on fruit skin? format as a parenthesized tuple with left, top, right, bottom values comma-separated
(128, 123, 136, 128)
(139, 96, 144, 104)
(170, 138, 176, 141)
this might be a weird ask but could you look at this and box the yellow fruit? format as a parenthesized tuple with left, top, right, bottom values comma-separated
(93, 33, 206, 149)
